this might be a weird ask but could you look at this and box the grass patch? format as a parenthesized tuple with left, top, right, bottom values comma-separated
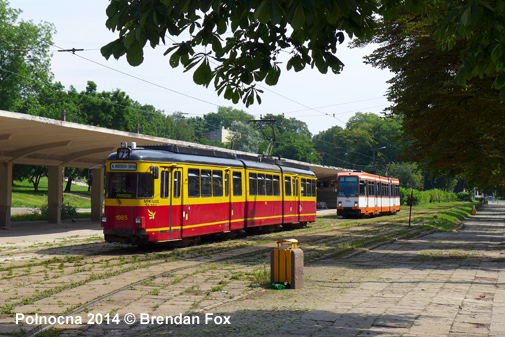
(11, 212, 92, 222)
(251, 263, 270, 286)
(418, 202, 475, 232)
(12, 178, 91, 208)
(11, 178, 91, 221)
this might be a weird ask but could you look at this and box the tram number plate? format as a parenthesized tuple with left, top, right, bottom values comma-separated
(117, 148, 131, 159)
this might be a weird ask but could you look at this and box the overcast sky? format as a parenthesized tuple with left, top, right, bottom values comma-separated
(11, 0, 393, 135)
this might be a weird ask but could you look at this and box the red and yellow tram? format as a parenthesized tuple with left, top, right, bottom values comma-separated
(101, 143, 317, 245)
(336, 171, 400, 218)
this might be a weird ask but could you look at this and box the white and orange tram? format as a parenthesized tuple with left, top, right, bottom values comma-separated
(336, 171, 400, 217)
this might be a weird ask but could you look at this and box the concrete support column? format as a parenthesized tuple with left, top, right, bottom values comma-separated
(90, 167, 104, 222)
(0, 162, 13, 229)
(48, 166, 63, 224)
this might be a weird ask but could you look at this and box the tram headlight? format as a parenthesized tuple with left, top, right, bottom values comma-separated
(101, 217, 107, 227)
(338, 201, 342, 208)
(354, 201, 358, 208)
(135, 217, 144, 228)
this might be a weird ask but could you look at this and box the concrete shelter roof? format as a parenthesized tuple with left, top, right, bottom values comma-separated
(0, 110, 348, 177)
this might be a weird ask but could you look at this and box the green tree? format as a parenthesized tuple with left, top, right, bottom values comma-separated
(101, 0, 505, 105)
(0, 0, 54, 111)
(312, 125, 343, 166)
(101, 0, 378, 106)
(263, 113, 312, 138)
(252, 113, 319, 162)
(186, 116, 207, 143)
(428, 0, 505, 101)
(359, 11, 505, 188)
(323, 113, 402, 172)
(386, 163, 424, 189)
(17, 82, 79, 120)
(228, 121, 262, 153)
(423, 173, 458, 192)
(204, 107, 254, 131)
(77, 81, 138, 131)
(13, 165, 47, 192)
(271, 133, 321, 164)
(168, 112, 194, 142)
(64, 168, 86, 193)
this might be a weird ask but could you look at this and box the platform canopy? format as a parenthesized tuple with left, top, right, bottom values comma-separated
(0, 110, 349, 229)
(0, 110, 349, 176)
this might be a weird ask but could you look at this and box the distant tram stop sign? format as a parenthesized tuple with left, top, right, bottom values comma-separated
(271, 239, 304, 289)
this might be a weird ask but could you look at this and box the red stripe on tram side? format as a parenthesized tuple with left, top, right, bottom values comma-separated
(182, 201, 232, 237)
(246, 200, 283, 227)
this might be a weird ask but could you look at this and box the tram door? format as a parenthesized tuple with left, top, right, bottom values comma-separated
(161, 168, 183, 240)
(294, 176, 301, 222)
(375, 181, 380, 213)
(225, 170, 232, 232)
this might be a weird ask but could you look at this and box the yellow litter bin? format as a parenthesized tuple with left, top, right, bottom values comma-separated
(270, 239, 304, 289)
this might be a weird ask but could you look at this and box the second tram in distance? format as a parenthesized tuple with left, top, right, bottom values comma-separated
(336, 171, 400, 218)
(101, 143, 317, 245)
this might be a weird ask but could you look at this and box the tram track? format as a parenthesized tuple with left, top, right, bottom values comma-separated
(0, 206, 461, 336)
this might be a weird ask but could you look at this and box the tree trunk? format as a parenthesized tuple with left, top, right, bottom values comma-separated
(65, 178, 73, 192)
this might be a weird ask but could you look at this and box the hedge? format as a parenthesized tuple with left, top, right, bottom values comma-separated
(400, 188, 458, 206)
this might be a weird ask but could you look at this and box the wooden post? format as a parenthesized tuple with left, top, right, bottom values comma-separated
(408, 189, 413, 226)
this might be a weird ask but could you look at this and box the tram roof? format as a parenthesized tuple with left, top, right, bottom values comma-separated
(337, 171, 399, 183)
(108, 145, 316, 175)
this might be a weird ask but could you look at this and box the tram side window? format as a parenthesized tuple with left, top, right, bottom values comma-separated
(213, 170, 223, 197)
(273, 175, 280, 196)
(225, 172, 229, 197)
(285, 176, 291, 196)
(137, 174, 154, 198)
(249, 173, 257, 196)
(266, 174, 273, 196)
(161, 171, 169, 199)
(301, 178, 307, 197)
(188, 169, 200, 198)
(312, 179, 317, 197)
(173, 171, 181, 198)
(359, 180, 366, 196)
(258, 173, 266, 195)
(201, 169, 212, 197)
(293, 178, 298, 197)
(233, 172, 242, 196)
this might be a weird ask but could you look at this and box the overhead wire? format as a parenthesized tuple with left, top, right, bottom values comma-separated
(53, 43, 388, 129)
(1, 63, 384, 169)
(0, 65, 195, 119)
(280, 96, 387, 114)
(54, 44, 222, 109)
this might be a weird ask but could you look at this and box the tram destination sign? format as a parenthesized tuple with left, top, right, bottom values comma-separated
(110, 163, 137, 171)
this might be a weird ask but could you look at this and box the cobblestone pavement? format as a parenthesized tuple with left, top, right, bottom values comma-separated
(271, 203, 505, 337)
